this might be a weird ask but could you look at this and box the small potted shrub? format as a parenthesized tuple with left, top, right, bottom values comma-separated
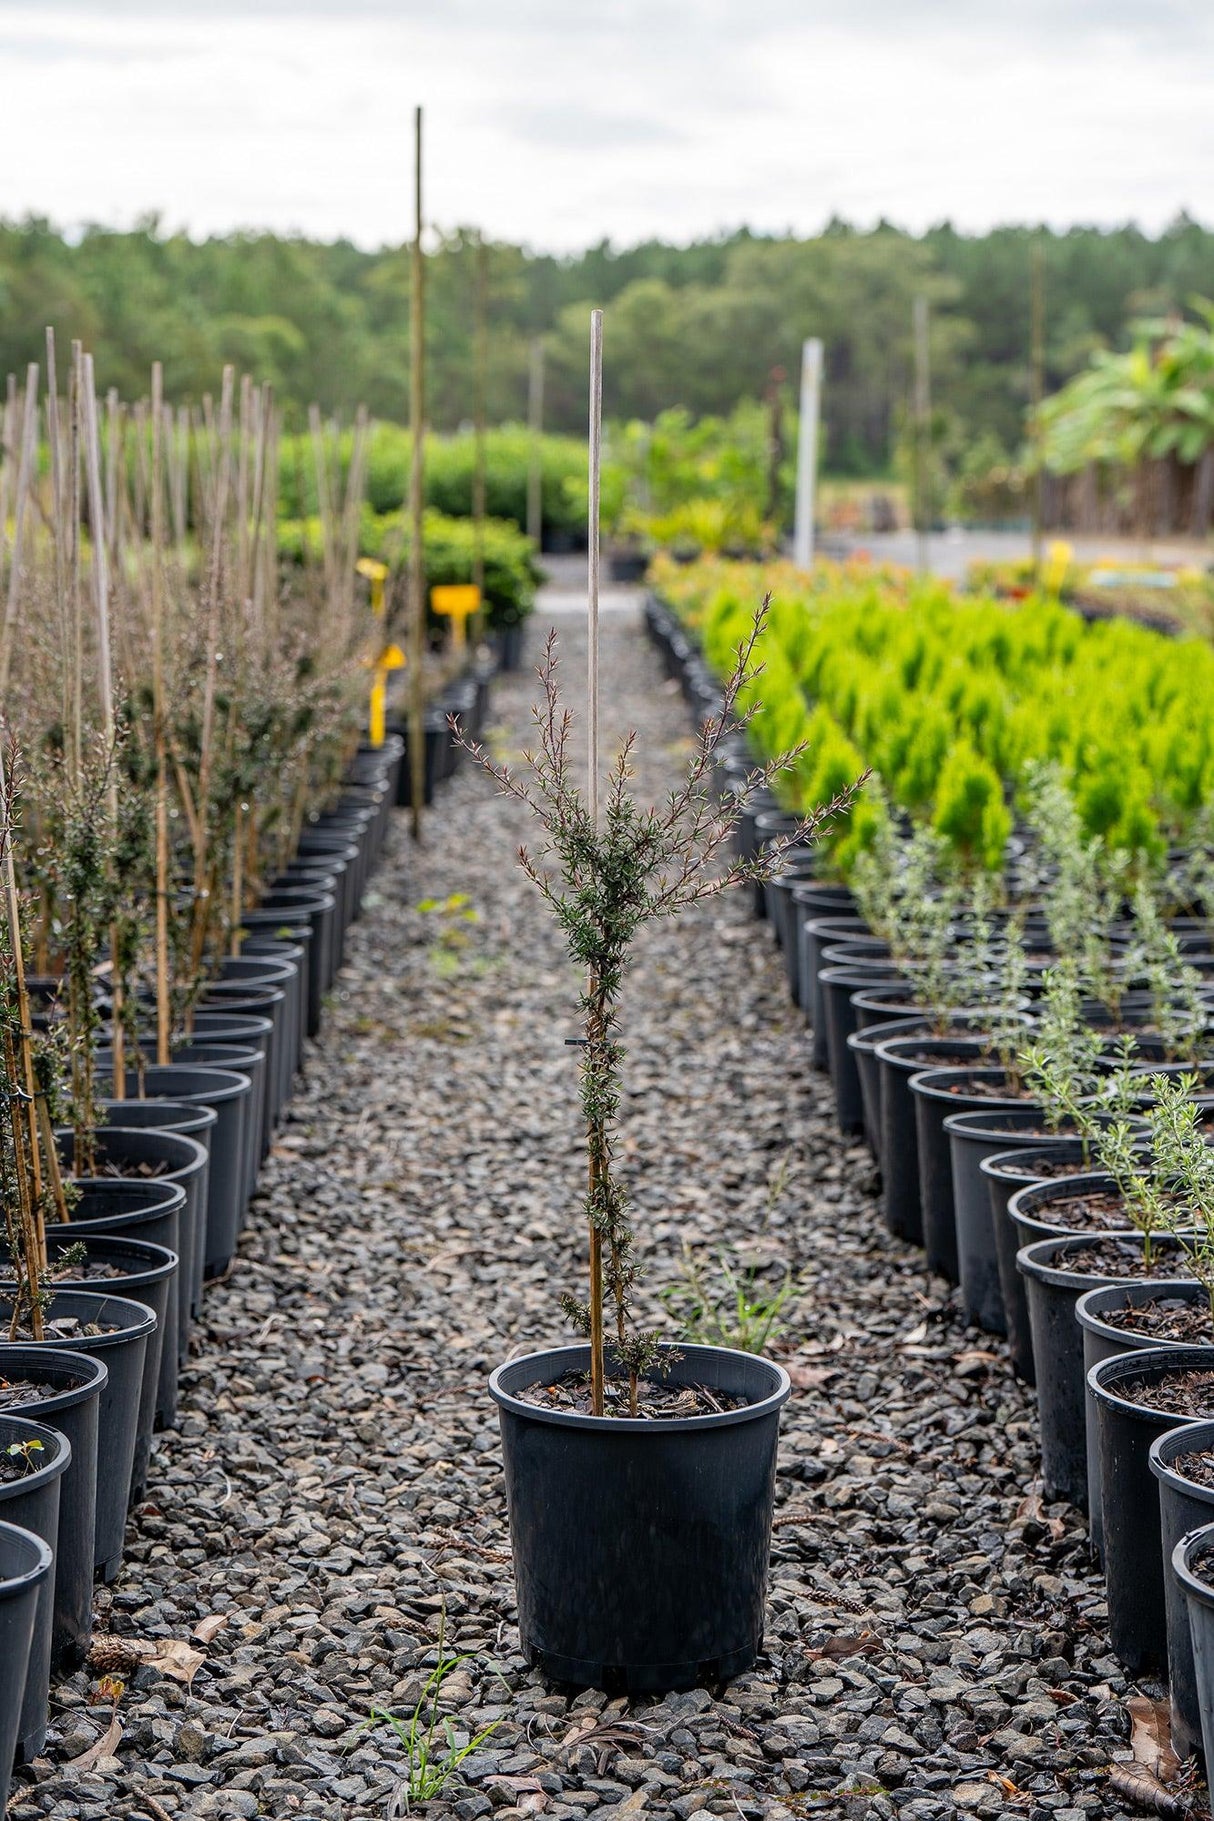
(459, 606, 858, 1693)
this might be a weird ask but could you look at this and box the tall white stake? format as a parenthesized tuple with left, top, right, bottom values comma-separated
(588, 309, 603, 828)
(793, 337, 822, 571)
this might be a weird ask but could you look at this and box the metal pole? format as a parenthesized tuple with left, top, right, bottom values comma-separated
(793, 338, 822, 570)
(408, 105, 426, 839)
(527, 337, 545, 550)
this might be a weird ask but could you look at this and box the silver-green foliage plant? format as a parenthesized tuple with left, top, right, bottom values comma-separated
(1149, 1073, 1214, 1314)
(1126, 880, 1205, 1061)
(1017, 962, 1105, 1147)
(457, 603, 862, 1416)
(1023, 763, 1131, 1017)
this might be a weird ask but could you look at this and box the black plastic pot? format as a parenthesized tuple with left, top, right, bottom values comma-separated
(198, 986, 291, 1126)
(942, 1095, 1053, 1336)
(0, 1415, 69, 1761)
(791, 883, 854, 1017)
(872, 1035, 985, 1250)
(0, 1346, 105, 1670)
(983, 1150, 1111, 1383)
(56, 1127, 202, 1390)
(819, 964, 905, 1135)
(168, 1043, 263, 1212)
(489, 1343, 790, 1694)
(911, 1065, 1031, 1311)
(802, 916, 871, 1066)
(1017, 1232, 1189, 1507)
(1171, 1517, 1214, 1766)
(232, 940, 309, 1072)
(95, 1065, 252, 1288)
(0, 1520, 52, 1813)
(219, 952, 304, 1083)
(1151, 1423, 1214, 1758)
(1089, 1347, 1214, 1673)
(255, 887, 338, 1009)
(35, 1233, 175, 1505)
(0, 1291, 156, 1582)
(92, 1103, 214, 1349)
(1077, 1281, 1211, 1556)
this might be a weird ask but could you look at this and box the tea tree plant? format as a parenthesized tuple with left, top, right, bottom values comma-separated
(1150, 1074, 1214, 1315)
(458, 602, 861, 1416)
(1127, 879, 1205, 1060)
(1018, 962, 1105, 1151)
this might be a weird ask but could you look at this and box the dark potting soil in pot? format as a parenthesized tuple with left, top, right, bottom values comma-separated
(45, 1260, 125, 1284)
(1117, 1367, 1214, 1418)
(517, 1371, 747, 1419)
(1058, 1239, 1190, 1276)
(0, 1379, 66, 1412)
(1034, 1192, 1136, 1231)
(0, 1453, 44, 1485)
(940, 1079, 1036, 1100)
(1169, 1445, 1214, 1490)
(90, 1158, 169, 1180)
(898, 1047, 991, 1069)
(1100, 1295, 1214, 1345)
(1025, 1156, 1107, 1180)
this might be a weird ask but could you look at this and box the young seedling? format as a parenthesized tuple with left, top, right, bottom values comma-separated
(456, 600, 863, 1416)
(660, 1245, 796, 1355)
(1127, 879, 1205, 1061)
(1150, 1074, 1214, 1316)
(3, 1438, 44, 1476)
(362, 1612, 507, 1812)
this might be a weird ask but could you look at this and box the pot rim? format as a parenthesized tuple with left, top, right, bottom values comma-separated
(0, 1519, 55, 1596)
(873, 1035, 988, 1072)
(58, 1126, 207, 1175)
(1172, 1524, 1214, 1610)
(101, 1067, 252, 1106)
(0, 1289, 158, 1346)
(1075, 1279, 1208, 1346)
(1150, 1417, 1214, 1496)
(910, 1065, 1028, 1110)
(489, 1342, 791, 1434)
(1017, 1232, 1192, 1291)
(0, 1414, 72, 1492)
(0, 1345, 108, 1412)
(1087, 1343, 1214, 1423)
(95, 1099, 218, 1136)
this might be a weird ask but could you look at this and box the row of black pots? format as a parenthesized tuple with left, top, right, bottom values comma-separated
(645, 592, 1214, 1742)
(0, 731, 412, 1775)
(388, 658, 496, 810)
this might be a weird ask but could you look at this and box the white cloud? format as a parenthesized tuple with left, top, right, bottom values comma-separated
(0, 2, 1207, 249)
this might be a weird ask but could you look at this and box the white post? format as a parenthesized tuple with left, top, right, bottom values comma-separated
(588, 310, 603, 828)
(793, 337, 822, 571)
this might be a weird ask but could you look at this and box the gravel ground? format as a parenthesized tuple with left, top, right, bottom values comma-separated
(12, 606, 1197, 1821)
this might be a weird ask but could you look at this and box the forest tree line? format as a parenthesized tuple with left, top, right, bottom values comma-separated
(2, 212, 1212, 477)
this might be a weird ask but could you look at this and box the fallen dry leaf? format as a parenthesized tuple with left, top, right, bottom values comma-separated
(1128, 1694, 1182, 1783)
(986, 1771, 1023, 1796)
(955, 1348, 1001, 1375)
(64, 1713, 122, 1772)
(786, 1364, 838, 1390)
(192, 1613, 228, 1645)
(1047, 1688, 1080, 1706)
(1107, 1762, 1186, 1817)
(806, 1630, 884, 1661)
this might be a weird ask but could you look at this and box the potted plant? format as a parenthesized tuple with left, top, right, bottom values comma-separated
(458, 606, 859, 1692)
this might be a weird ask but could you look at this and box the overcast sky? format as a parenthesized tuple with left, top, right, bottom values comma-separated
(0, 1, 1209, 252)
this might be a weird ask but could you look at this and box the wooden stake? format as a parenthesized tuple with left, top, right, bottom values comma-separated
(1030, 240, 1046, 582)
(473, 240, 488, 623)
(0, 364, 40, 696)
(527, 337, 544, 550)
(586, 306, 604, 1418)
(408, 104, 427, 840)
(151, 362, 172, 1064)
(0, 737, 47, 1328)
(912, 294, 931, 577)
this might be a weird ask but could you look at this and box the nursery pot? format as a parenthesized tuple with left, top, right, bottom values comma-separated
(1089, 1347, 1214, 1674)
(0, 1521, 52, 1813)
(56, 1127, 202, 1387)
(168, 1043, 264, 1206)
(911, 1065, 1031, 1306)
(0, 1415, 69, 1762)
(1172, 1524, 1214, 1772)
(35, 1233, 176, 1504)
(872, 1035, 988, 1252)
(489, 1343, 790, 1694)
(985, 1149, 1119, 1384)
(1151, 1422, 1214, 1758)
(0, 1347, 105, 1670)
(1017, 1231, 1188, 1508)
(1077, 1281, 1212, 1556)
(93, 1102, 215, 1343)
(0, 1292, 156, 1582)
(802, 917, 872, 1065)
(96, 1065, 251, 1287)
(818, 964, 905, 1136)
(941, 1095, 1056, 1336)
(791, 883, 854, 1016)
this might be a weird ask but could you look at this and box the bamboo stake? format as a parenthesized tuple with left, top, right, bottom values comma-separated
(151, 362, 172, 1064)
(586, 306, 604, 1418)
(408, 104, 426, 840)
(912, 294, 931, 577)
(1030, 240, 1046, 582)
(69, 346, 84, 787)
(527, 338, 544, 551)
(0, 364, 40, 696)
(0, 737, 46, 1330)
(473, 240, 488, 621)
